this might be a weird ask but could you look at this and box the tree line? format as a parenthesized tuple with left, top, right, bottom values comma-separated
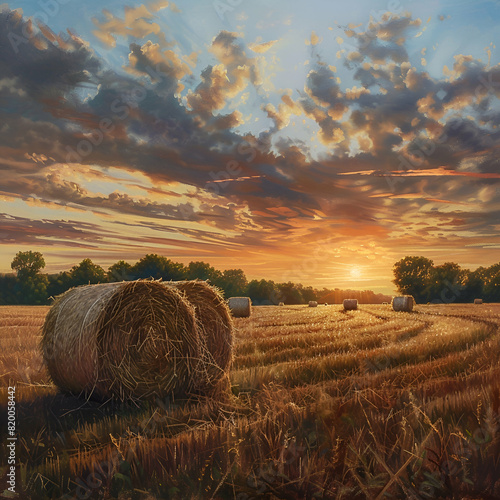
(1, 251, 392, 306)
(393, 256, 500, 303)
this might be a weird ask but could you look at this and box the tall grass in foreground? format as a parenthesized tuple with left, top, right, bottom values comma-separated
(1, 304, 500, 498)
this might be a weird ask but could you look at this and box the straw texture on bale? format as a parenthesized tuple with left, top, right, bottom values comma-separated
(474, 298, 483, 304)
(41, 281, 205, 401)
(343, 299, 358, 310)
(392, 295, 414, 312)
(228, 297, 251, 318)
(308, 301, 318, 307)
(167, 280, 233, 387)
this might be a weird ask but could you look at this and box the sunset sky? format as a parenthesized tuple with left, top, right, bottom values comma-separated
(1, 0, 499, 293)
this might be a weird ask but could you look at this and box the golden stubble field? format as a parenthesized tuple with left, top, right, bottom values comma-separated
(1, 303, 500, 499)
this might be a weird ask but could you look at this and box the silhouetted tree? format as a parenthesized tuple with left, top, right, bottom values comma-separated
(427, 262, 466, 303)
(108, 260, 134, 282)
(10, 251, 48, 304)
(186, 261, 222, 284)
(393, 256, 434, 303)
(47, 272, 73, 298)
(0, 274, 18, 304)
(218, 269, 247, 298)
(277, 282, 304, 305)
(484, 263, 500, 302)
(246, 279, 278, 305)
(68, 259, 106, 286)
(133, 254, 185, 281)
(11, 251, 45, 279)
(301, 285, 317, 303)
(463, 267, 487, 302)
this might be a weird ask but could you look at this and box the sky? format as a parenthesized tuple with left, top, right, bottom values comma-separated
(0, 0, 499, 294)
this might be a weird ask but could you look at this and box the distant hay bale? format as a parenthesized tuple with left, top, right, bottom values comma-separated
(228, 297, 251, 318)
(308, 301, 318, 307)
(392, 295, 414, 312)
(40, 280, 205, 401)
(168, 280, 233, 384)
(382, 302, 389, 305)
(324, 303, 328, 306)
(474, 298, 483, 304)
(343, 299, 358, 310)
(278, 302, 284, 306)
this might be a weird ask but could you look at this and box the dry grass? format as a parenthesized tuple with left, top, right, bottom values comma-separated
(1, 303, 500, 498)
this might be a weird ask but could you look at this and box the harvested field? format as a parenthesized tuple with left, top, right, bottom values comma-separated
(1, 303, 500, 498)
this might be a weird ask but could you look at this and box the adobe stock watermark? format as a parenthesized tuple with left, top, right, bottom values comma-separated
(5, 385, 17, 495)
(170, 133, 271, 222)
(213, 0, 243, 21)
(7, 0, 74, 54)
(60, 451, 117, 500)
(64, 86, 148, 165)
(340, 0, 404, 55)
(64, 62, 184, 165)
(429, 278, 465, 305)
(204, 133, 270, 197)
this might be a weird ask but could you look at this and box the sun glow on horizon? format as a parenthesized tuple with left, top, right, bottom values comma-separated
(349, 266, 363, 280)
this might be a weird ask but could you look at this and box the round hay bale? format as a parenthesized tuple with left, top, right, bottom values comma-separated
(474, 298, 483, 304)
(167, 280, 233, 384)
(40, 280, 203, 401)
(308, 301, 318, 307)
(278, 302, 284, 306)
(324, 303, 328, 306)
(228, 297, 251, 318)
(343, 299, 358, 311)
(382, 302, 389, 305)
(392, 295, 414, 312)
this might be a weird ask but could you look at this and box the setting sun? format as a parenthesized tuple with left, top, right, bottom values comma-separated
(350, 267, 363, 280)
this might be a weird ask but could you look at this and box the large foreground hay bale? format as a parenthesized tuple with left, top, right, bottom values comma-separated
(308, 301, 318, 307)
(474, 298, 483, 304)
(228, 297, 251, 318)
(168, 280, 233, 382)
(392, 295, 414, 312)
(41, 281, 205, 401)
(343, 299, 358, 311)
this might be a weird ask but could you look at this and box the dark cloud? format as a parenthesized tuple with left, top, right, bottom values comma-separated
(344, 13, 421, 65)
(0, 213, 107, 247)
(0, 10, 100, 100)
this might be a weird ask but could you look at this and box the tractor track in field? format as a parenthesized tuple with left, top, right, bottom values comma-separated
(414, 308, 500, 335)
(361, 307, 433, 332)
(362, 307, 500, 359)
(363, 306, 499, 338)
